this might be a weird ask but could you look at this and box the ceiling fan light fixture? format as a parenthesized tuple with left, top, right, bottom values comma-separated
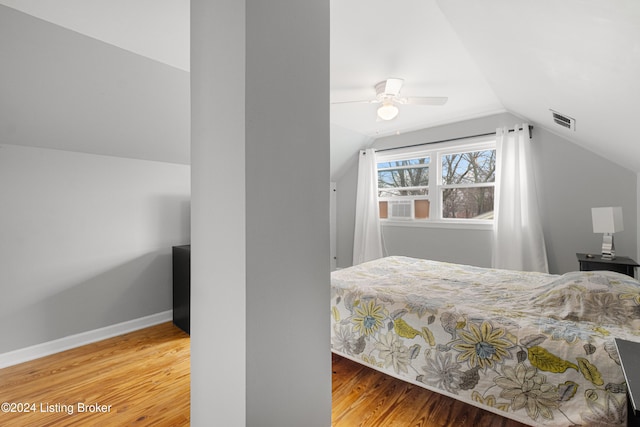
(377, 102, 399, 121)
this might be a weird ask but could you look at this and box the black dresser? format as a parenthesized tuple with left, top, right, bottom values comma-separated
(172, 245, 190, 334)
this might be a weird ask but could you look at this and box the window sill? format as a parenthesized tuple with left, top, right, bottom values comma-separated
(380, 219, 494, 231)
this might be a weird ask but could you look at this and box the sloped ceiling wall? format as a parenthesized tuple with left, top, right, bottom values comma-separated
(0, 0, 189, 71)
(438, 0, 640, 173)
(0, 5, 190, 164)
(329, 0, 506, 140)
(1, 1, 639, 175)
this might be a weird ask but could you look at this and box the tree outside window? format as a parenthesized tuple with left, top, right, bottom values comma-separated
(441, 150, 495, 219)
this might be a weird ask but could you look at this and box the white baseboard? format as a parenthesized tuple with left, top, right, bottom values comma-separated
(0, 310, 173, 369)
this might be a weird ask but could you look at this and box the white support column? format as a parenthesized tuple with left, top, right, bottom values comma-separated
(191, 1, 330, 426)
(191, 0, 246, 425)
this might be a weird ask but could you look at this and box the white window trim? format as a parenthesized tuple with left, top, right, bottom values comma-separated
(376, 136, 496, 229)
(381, 220, 494, 231)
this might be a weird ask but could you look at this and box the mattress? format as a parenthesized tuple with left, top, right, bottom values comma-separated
(330, 256, 640, 426)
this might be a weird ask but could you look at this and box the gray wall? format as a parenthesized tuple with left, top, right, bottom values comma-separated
(0, 3, 192, 354)
(532, 125, 637, 274)
(336, 112, 638, 274)
(191, 1, 331, 426)
(0, 144, 190, 353)
(381, 225, 492, 267)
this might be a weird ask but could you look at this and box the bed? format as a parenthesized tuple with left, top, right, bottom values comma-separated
(330, 256, 640, 426)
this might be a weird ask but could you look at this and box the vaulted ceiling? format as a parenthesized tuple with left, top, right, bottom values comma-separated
(1, 0, 639, 176)
(0, 1, 190, 165)
(331, 0, 640, 176)
(0, 0, 189, 71)
(438, 0, 640, 175)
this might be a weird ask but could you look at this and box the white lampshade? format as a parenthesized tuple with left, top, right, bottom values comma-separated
(592, 207, 624, 233)
(377, 102, 399, 121)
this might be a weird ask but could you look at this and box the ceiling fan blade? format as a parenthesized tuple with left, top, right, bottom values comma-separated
(401, 96, 448, 106)
(330, 99, 378, 105)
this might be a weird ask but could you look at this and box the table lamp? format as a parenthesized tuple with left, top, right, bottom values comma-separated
(592, 207, 624, 259)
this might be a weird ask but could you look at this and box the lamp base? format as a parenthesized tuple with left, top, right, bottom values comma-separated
(601, 233, 616, 260)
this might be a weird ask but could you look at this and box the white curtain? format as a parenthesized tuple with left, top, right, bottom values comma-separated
(492, 125, 549, 273)
(353, 149, 383, 265)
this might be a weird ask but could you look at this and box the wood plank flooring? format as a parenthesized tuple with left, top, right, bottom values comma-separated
(0, 322, 527, 426)
(0, 322, 190, 426)
(332, 353, 527, 427)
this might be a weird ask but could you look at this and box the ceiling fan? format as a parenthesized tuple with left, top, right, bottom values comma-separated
(332, 78, 448, 121)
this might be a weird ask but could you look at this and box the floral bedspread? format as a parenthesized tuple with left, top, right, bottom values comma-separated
(330, 256, 640, 426)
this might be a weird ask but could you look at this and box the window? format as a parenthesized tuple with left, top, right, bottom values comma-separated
(377, 157, 430, 220)
(376, 137, 496, 225)
(441, 149, 495, 219)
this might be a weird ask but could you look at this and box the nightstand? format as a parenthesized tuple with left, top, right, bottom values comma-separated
(576, 253, 638, 278)
(614, 338, 640, 426)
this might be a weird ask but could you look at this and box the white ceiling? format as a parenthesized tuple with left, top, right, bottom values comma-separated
(2, 0, 640, 174)
(330, 0, 505, 138)
(330, 0, 640, 174)
(437, 0, 640, 173)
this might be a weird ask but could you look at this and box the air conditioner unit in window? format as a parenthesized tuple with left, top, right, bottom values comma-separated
(389, 200, 412, 219)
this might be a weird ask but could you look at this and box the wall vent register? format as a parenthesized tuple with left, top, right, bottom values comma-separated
(550, 109, 576, 131)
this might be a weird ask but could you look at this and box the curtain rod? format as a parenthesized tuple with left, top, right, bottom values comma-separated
(375, 125, 533, 153)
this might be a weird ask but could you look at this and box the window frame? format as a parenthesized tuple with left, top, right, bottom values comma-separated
(375, 136, 496, 229)
(377, 155, 431, 221)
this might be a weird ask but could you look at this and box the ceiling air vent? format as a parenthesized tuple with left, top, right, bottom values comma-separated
(550, 110, 576, 131)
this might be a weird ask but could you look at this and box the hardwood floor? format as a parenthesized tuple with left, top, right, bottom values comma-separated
(332, 353, 527, 427)
(0, 322, 190, 426)
(0, 323, 527, 426)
